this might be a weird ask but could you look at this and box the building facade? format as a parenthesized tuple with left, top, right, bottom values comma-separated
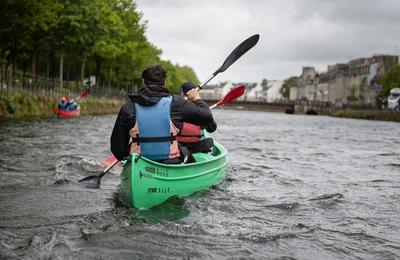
(290, 55, 399, 108)
(200, 79, 283, 103)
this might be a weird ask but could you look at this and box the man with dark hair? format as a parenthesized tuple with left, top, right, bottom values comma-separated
(141, 64, 167, 85)
(110, 64, 214, 164)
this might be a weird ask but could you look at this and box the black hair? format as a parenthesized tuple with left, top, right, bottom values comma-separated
(141, 65, 167, 86)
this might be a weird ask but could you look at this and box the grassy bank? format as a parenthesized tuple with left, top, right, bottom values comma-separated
(0, 91, 124, 121)
(329, 109, 400, 122)
(79, 98, 124, 116)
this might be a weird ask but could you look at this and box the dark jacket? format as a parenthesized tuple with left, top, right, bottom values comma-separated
(110, 85, 215, 160)
(204, 121, 217, 133)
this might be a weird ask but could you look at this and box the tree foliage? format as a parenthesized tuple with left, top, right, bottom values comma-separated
(380, 64, 400, 97)
(160, 60, 200, 93)
(0, 0, 198, 92)
(280, 76, 297, 99)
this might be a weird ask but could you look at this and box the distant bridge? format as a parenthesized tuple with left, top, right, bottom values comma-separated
(293, 100, 332, 115)
(203, 99, 333, 115)
(204, 99, 295, 113)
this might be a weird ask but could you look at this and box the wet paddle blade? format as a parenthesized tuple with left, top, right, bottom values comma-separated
(84, 179, 100, 189)
(79, 159, 119, 189)
(76, 91, 89, 101)
(80, 91, 89, 98)
(78, 175, 98, 182)
(216, 85, 245, 107)
(78, 175, 101, 189)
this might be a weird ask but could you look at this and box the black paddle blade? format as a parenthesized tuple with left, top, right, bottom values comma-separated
(215, 34, 260, 74)
(84, 179, 100, 189)
(78, 175, 98, 182)
(78, 159, 118, 189)
(78, 175, 101, 189)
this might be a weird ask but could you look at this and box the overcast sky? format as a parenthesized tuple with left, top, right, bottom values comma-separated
(135, 0, 400, 83)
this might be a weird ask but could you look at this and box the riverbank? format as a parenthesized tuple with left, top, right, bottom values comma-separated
(219, 103, 400, 123)
(2, 93, 399, 123)
(329, 109, 400, 122)
(0, 91, 124, 121)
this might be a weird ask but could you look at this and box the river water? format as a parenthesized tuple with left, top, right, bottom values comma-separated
(0, 110, 399, 259)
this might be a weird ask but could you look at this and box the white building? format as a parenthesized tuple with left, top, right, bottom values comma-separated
(221, 81, 236, 97)
(200, 79, 284, 103)
(199, 85, 219, 100)
(265, 80, 283, 102)
(246, 83, 265, 101)
(200, 81, 238, 100)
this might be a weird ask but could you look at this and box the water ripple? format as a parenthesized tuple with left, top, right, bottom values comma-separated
(1, 111, 400, 259)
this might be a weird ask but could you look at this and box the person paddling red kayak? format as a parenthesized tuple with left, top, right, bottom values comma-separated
(54, 91, 88, 118)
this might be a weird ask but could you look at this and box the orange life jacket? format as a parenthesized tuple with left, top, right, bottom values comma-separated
(177, 122, 203, 143)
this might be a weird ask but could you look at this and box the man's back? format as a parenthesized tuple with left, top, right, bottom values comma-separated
(110, 85, 213, 161)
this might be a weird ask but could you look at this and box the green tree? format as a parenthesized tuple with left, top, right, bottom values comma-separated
(0, 0, 61, 76)
(380, 64, 400, 97)
(52, 0, 96, 87)
(0, 0, 199, 94)
(160, 60, 184, 93)
(280, 76, 297, 99)
(159, 61, 199, 94)
(112, 0, 161, 88)
(176, 65, 199, 84)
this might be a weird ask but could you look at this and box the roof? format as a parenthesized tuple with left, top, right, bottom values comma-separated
(390, 88, 400, 94)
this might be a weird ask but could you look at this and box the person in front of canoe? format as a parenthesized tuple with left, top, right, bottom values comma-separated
(58, 96, 68, 110)
(110, 64, 215, 164)
(178, 82, 217, 153)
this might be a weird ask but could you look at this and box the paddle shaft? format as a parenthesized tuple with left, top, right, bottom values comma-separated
(98, 159, 119, 179)
(209, 103, 218, 109)
(199, 74, 216, 89)
(75, 91, 88, 101)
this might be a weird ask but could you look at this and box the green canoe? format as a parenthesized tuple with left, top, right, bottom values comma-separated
(120, 139, 228, 209)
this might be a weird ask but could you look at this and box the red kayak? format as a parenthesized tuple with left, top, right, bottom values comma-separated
(54, 108, 80, 118)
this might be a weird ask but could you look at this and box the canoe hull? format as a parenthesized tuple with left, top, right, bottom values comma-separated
(59, 109, 80, 117)
(120, 140, 228, 209)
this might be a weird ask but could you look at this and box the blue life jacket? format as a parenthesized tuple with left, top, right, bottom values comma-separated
(59, 100, 67, 110)
(68, 102, 77, 111)
(129, 96, 180, 161)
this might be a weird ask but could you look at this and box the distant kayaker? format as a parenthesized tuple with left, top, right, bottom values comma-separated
(58, 96, 68, 110)
(110, 64, 214, 164)
(67, 99, 79, 111)
(177, 82, 217, 153)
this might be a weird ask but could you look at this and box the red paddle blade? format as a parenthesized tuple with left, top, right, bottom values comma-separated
(216, 84, 245, 106)
(80, 91, 89, 98)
